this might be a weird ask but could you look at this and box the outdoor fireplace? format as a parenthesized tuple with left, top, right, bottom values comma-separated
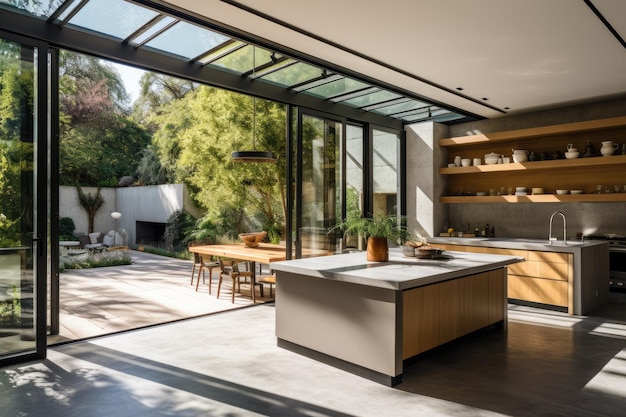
(135, 221, 166, 247)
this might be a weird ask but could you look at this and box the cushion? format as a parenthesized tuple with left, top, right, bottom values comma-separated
(103, 234, 114, 246)
(78, 235, 90, 248)
(89, 232, 101, 244)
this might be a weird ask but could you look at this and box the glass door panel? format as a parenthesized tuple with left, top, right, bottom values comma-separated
(0, 36, 42, 362)
(298, 114, 341, 255)
(372, 128, 400, 217)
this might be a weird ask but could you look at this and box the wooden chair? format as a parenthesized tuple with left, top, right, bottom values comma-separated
(217, 260, 260, 303)
(258, 274, 276, 297)
(196, 255, 220, 294)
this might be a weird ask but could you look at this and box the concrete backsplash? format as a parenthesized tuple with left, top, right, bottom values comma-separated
(406, 97, 626, 239)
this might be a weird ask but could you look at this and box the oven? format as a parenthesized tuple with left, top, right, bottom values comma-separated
(608, 240, 626, 290)
(587, 235, 626, 290)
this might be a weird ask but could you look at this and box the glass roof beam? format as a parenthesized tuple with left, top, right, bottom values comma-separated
(126, 14, 177, 47)
(244, 56, 296, 79)
(290, 73, 343, 92)
(329, 86, 379, 103)
(361, 97, 412, 112)
(50, 0, 87, 26)
(194, 39, 246, 65)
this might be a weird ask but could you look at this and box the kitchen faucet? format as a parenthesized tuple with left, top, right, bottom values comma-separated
(549, 211, 567, 245)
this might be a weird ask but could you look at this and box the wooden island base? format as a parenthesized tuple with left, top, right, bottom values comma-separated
(271, 251, 519, 385)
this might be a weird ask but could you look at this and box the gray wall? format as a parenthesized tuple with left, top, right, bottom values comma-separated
(60, 184, 200, 248)
(406, 97, 626, 239)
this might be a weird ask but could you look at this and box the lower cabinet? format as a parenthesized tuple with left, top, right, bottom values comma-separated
(402, 268, 505, 359)
(432, 244, 573, 311)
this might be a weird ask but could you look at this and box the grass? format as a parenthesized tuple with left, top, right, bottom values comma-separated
(61, 250, 132, 271)
(140, 245, 192, 260)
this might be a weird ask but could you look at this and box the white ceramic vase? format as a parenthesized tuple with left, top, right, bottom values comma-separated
(600, 141, 619, 156)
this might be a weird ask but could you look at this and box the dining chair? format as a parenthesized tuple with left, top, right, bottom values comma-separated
(258, 274, 276, 297)
(217, 259, 259, 303)
(196, 254, 220, 294)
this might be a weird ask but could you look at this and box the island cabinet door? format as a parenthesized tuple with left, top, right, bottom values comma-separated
(402, 268, 506, 359)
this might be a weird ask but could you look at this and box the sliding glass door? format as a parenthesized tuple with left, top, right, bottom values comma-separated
(0, 33, 47, 364)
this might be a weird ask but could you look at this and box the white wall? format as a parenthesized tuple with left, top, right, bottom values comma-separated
(59, 186, 116, 235)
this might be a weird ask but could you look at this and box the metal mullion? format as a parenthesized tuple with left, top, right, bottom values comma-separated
(389, 105, 432, 118)
(129, 18, 179, 48)
(361, 97, 412, 111)
(48, 0, 81, 23)
(125, 14, 169, 45)
(291, 73, 343, 92)
(54, 0, 88, 26)
(329, 86, 379, 103)
(195, 40, 246, 65)
(248, 58, 295, 79)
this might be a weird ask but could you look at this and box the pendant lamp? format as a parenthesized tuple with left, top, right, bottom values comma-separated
(232, 46, 277, 163)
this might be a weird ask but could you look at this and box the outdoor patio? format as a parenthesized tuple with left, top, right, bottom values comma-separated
(50, 250, 274, 344)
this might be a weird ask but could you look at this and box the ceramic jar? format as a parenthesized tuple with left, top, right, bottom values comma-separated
(512, 149, 529, 163)
(600, 140, 619, 156)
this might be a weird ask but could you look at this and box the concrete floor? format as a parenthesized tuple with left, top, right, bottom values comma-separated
(0, 293, 625, 416)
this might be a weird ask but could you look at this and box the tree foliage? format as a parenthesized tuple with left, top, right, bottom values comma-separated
(58, 51, 151, 186)
(140, 80, 287, 237)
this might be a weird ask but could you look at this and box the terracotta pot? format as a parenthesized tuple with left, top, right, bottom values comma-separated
(367, 237, 388, 262)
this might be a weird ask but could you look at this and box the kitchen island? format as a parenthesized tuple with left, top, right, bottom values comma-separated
(270, 249, 522, 385)
(427, 237, 609, 315)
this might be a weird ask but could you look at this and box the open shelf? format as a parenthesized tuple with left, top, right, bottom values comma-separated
(439, 115, 626, 147)
(440, 193, 626, 203)
(440, 154, 626, 175)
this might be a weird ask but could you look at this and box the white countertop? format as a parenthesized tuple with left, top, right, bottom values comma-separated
(426, 237, 608, 253)
(270, 249, 523, 290)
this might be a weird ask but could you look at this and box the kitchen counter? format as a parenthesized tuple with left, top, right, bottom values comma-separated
(427, 236, 607, 253)
(426, 237, 609, 315)
(271, 249, 521, 385)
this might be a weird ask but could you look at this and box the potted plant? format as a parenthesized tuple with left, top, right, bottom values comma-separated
(333, 213, 412, 261)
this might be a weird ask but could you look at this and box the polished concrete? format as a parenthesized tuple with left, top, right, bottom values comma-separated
(0, 293, 625, 416)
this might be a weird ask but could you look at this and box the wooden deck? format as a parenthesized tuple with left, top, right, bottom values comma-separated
(49, 250, 273, 344)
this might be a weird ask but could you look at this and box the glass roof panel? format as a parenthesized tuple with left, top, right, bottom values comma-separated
(145, 21, 230, 59)
(130, 16, 177, 45)
(370, 99, 429, 116)
(67, 0, 158, 40)
(260, 62, 323, 87)
(304, 78, 370, 99)
(210, 45, 273, 74)
(0, 0, 64, 18)
(341, 90, 403, 108)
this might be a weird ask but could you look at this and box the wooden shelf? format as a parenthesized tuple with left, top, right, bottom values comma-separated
(440, 154, 626, 175)
(439, 115, 626, 147)
(440, 193, 626, 203)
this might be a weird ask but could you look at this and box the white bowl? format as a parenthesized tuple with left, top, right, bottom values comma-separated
(484, 157, 499, 165)
(531, 187, 544, 195)
(556, 189, 569, 195)
(570, 189, 584, 194)
(564, 151, 579, 159)
(512, 154, 528, 163)
(515, 191, 527, 196)
(516, 186, 526, 192)
(448, 163, 456, 168)
(461, 158, 472, 167)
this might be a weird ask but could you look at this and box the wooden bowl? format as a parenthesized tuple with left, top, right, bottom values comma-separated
(239, 231, 267, 247)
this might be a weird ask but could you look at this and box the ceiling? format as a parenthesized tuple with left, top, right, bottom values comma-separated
(163, 0, 626, 120)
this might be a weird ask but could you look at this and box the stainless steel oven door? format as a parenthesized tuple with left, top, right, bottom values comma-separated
(609, 246, 626, 288)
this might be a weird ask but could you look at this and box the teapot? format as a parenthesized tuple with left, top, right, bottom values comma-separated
(511, 149, 529, 163)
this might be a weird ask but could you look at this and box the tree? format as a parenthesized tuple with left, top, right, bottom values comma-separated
(76, 185, 103, 234)
(58, 51, 151, 186)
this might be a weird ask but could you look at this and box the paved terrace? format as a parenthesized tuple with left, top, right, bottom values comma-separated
(51, 249, 273, 344)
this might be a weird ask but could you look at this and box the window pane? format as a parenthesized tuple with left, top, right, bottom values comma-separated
(304, 78, 370, 99)
(0, 0, 64, 18)
(210, 45, 273, 74)
(67, 0, 158, 40)
(145, 21, 230, 59)
(373, 129, 399, 217)
(261, 62, 323, 87)
(371, 99, 429, 116)
(342, 90, 402, 108)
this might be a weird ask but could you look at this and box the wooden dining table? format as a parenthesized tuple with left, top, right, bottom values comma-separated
(188, 243, 330, 301)
(188, 243, 290, 302)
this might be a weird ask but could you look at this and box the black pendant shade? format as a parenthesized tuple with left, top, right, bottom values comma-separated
(231, 150, 277, 162)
